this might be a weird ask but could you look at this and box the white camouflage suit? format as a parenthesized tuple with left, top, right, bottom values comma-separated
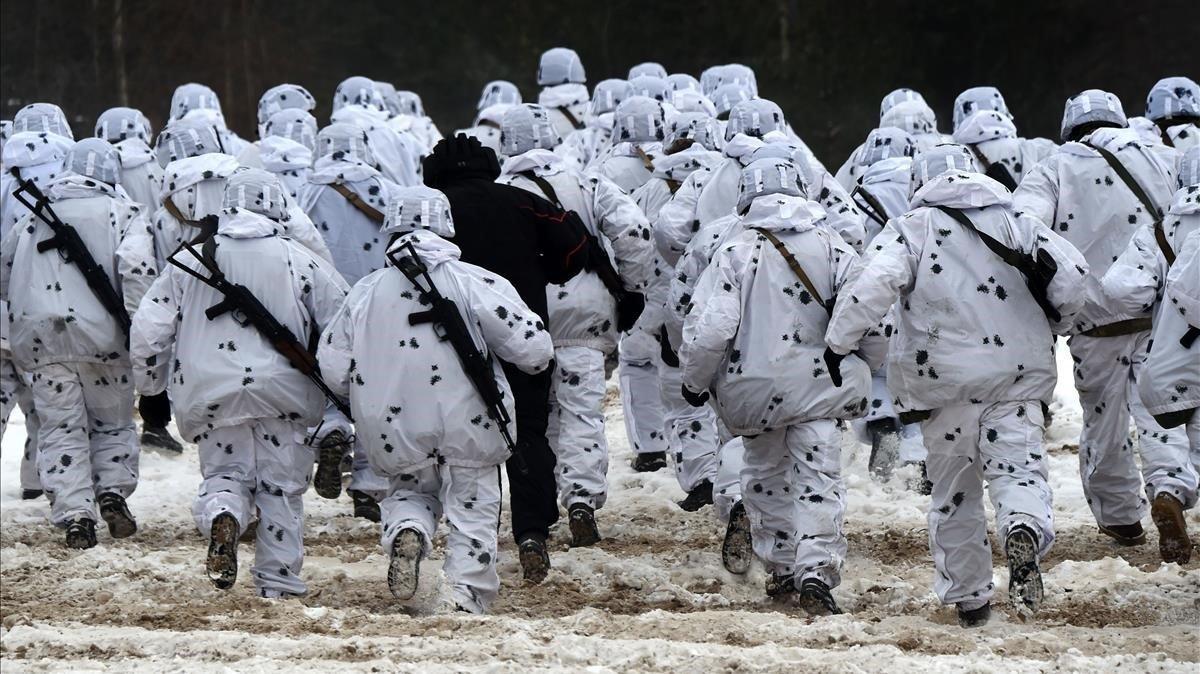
(1015, 125, 1197, 528)
(847, 128, 927, 464)
(498, 104, 656, 511)
(1, 103, 76, 493)
(597, 97, 671, 465)
(827, 148, 1089, 609)
(319, 187, 554, 612)
(1, 139, 155, 526)
(94, 107, 163, 212)
(131, 169, 348, 597)
(636, 114, 727, 492)
(1104, 147, 1200, 470)
(680, 159, 876, 586)
(298, 122, 400, 499)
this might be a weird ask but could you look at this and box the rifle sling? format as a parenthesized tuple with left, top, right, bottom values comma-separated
(634, 146, 656, 173)
(1086, 141, 1162, 217)
(934, 205, 1034, 275)
(558, 106, 586, 130)
(1154, 222, 1177, 267)
(751, 227, 831, 316)
(1086, 140, 1173, 265)
(967, 144, 1017, 190)
(851, 185, 889, 227)
(330, 182, 385, 224)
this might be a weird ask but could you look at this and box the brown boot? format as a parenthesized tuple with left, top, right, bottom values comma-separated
(1151, 493, 1192, 564)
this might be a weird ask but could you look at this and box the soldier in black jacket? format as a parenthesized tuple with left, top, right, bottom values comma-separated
(424, 134, 588, 582)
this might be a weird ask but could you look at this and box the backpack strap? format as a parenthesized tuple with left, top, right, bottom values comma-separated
(1154, 221, 1178, 267)
(330, 182, 385, 223)
(751, 226, 832, 315)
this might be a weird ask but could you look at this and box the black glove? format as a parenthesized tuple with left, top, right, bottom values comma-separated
(823, 347, 846, 388)
(615, 291, 646, 333)
(681, 384, 710, 407)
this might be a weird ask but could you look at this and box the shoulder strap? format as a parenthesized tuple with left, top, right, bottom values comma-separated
(967, 144, 1018, 191)
(163, 195, 194, 225)
(634, 146, 656, 173)
(666, 178, 682, 194)
(851, 184, 889, 227)
(1154, 221, 1178, 267)
(558, 106, 585, 130)
(330, 182, 385, 224)
(751, 227, 830, 315)
(933, 205, 1025, 267)
(200, 236, 222, 278)
(518, 170, 564, 208)
(1085, 140, 1163, 219)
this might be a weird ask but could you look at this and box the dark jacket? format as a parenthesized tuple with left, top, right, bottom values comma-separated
(424, 134, 588, 323)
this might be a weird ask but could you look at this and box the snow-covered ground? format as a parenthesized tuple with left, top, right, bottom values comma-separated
(1, 343, 1197, 672)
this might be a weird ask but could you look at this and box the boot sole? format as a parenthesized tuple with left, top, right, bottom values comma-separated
(797, 585, 842, 616)
(207, 517, 239, 590)
(1098, 524, 1147, 546)
(1151, 495, 1193, 564)
(569, 510, 601, 548)
(141, 431, 183, 454)
(313, 442, 346, 500)
(519, 543, 550, 584)
(388, 531, 423, 600)
(722, 504, 753, 574)
(100, 504, 138, 539)
(868, 430, 901, 480)
(1007, 532, 1043, 615)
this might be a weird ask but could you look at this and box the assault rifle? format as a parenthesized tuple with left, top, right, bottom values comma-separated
(387, 240, 524, 472)
(167, 238, 352, 419)
(11, 175, 132, 338)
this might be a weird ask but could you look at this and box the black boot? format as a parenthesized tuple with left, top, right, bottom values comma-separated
(207, 513, 239, 590)
(98, 492, 137, 539)
(765, 572, 795, 598)
(1151, 493, 1192, 564)
(21, 489, 44, 500)
(313, 430, 351, 500)
(349, 489, 381, 522)
(677, 480, 714, 512)
(141, 425, 183, 454)
(721, 501, 752, 574)
(388, 528, 424, 600)
(866, 418, 900, 480)
(1098, 521, 1146, 546)
(957, 602, 991, 628)
(797, 578, 842, 615)
(568, 502, 601, 547)
(632, 451, 667, 473)
(65, 518, 97, 550)
(518, 533, 551, 584)
(1006, 525, 1044, 615)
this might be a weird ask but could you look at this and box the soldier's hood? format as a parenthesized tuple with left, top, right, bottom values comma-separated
(161, 153, 240, 200)
(952, 110, 1017, 145)
(258, 136, 313, 172)
(217, 208, 285, 239)
(739, 194, 827, 233)
(653, 144, 724, 181)
(113, 138, 156, 169)
(861, 157, 912, 186)
(501, 148, 566, 177)
(910, 170, 1011, 210)
(385, 228, 462, 270)
(2, 131, 72, 169)
(1170, 184, 1200, 216)
(538, 83, 589, 109)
